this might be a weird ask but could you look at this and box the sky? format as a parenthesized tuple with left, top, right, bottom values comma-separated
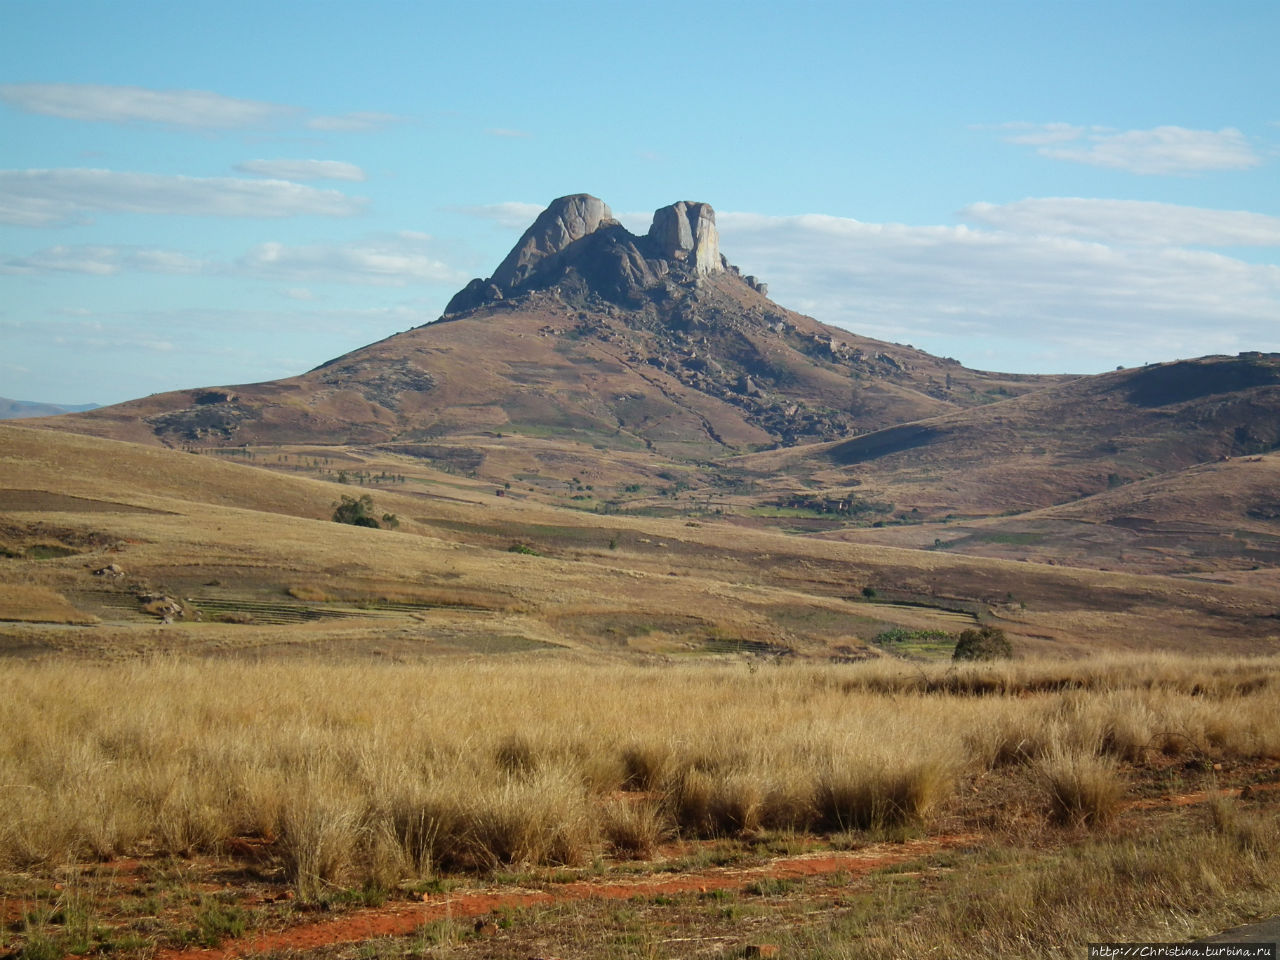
(1, 0, 1277, 406)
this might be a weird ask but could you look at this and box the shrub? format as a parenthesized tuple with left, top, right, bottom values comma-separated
(332, 494, 380, 528)
(953, 626, 1013, 661)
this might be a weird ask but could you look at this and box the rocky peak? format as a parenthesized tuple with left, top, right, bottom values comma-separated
(442, 194, 740, 316)
(648, 201, 721, 275)
(490, 194, 615, 290)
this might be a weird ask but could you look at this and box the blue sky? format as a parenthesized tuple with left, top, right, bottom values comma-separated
(2, 0, 1277, 405)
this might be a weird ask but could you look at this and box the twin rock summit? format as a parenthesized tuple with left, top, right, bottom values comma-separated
(443, 194, 767, 315)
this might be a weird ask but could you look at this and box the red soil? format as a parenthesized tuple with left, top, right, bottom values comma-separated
(1126, 780, 1280, 811)
(153, 834, 980, 960)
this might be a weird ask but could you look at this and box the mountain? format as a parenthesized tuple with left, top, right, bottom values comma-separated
(10, 194, 1280, 649)
(29, 195, 1063, 455)
(0, 398, 99, 420)
(21, 194, 1280, 573)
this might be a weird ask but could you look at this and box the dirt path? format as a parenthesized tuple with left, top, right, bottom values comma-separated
(155, 834, 980, 960)
(1125, 780, 1280, 811)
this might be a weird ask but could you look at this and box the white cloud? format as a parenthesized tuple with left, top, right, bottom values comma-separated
(988, 121, 1085, 146)
(238, 233, 467, 286)
(306, 111, 404, 132)
(4, 234, 468, 288)
(235, 159, 367, 182)
(2, 244, 208, 276)
(717, 211, 1280, 371)
(961, 198, 1280, 247)
(994, 123, 1263, 175)
(453, 201, 547, 229)
(0, 169, 366, 226)
(0, 83, 296, 129)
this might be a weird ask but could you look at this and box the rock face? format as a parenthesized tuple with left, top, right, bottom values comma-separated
(648, 201, 721, 275)
(490, 194, 615, 290)
(443, 193, 730, 315)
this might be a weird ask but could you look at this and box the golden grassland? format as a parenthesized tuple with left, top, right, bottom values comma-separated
(2, 654, 1280, 959)
(4, 426, 1280, 957)
(4, 423, 1280, 662)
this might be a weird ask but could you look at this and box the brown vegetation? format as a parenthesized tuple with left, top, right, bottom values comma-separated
(2, 655, 1280, 958)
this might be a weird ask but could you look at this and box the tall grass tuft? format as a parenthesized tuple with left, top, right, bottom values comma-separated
(279, 788, 360, 901)
(5, 654, 1280, 892)
(816, 758, 953, 831)
(601, 797, 665, 858)
(1038, 748, 1125, 827)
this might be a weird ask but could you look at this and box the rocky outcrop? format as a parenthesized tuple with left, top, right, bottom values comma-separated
(491, 194, 615, 290)
(443, 194, 737, 316)
(648, 201, 721, 275)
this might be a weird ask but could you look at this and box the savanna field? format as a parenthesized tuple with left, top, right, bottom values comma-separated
(3, 654, 1280, 960)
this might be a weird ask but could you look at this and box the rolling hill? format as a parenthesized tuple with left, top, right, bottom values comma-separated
(3, 421, 1278, 662)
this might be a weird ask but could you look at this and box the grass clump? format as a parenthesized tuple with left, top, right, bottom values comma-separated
(1038, 748, 1125, 827)
(601, 797, 665, 858)
(815, 757, 953, 831)
(4, 653, 1280, 900)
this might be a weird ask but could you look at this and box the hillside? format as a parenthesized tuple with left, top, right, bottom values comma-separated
(2, 422, 1279, 662)
(740, 353, 1280, 517)
(13, 194, 1280, 598)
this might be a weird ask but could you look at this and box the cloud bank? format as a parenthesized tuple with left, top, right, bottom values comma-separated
(239, 233, 466, 286)
(961, 198, 1280, 247)
(0, 83, 296, 129)
(0, 169, 366, 226)
(235, 159, 367, 182)
(718, 203, 1280, 371)
(4, 234, 467, 288)
(992, 123, 1263, 175)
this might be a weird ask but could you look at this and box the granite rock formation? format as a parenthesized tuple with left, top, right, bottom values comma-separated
(647, 201, 721, 275)
(444, 194, 729, 315)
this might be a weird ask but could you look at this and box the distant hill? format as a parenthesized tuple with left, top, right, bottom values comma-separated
(746, 353, 1280, 516)
(0, 397, 99, 420)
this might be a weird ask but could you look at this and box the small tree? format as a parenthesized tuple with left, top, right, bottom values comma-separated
(333, 494, 380, 528)
(952, 626, 1013, 662)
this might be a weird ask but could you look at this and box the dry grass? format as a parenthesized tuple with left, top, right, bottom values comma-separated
(0, 582, 98, 625)
(6, 421, 1280, 664)
(1038, 748, 1125, 826)
(2, 654, 1279, 899)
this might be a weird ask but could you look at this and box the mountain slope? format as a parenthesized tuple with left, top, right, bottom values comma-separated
(4, 422, 1278, 657)
(749, 353, 1280, 516)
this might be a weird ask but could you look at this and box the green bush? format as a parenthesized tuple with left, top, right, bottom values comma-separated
(952, 626, 1012, 661)
(332, 494, 380, 528)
